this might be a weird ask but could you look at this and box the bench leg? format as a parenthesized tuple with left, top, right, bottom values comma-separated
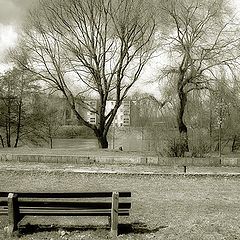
(110, 192, 119, 238)
(7, 193, 20, 236)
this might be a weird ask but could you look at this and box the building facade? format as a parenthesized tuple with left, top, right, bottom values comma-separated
(105, 100, 131, 127)
(63, 99, 131, 127)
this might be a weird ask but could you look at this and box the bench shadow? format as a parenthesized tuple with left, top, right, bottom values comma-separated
(118, 222, 168, 235)
(19, 222, 168, 236)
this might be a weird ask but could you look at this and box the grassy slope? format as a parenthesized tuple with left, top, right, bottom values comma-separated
(0, 146, 156, 157)
(0, 170, 239, 239)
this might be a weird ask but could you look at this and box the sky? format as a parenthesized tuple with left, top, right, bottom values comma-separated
(0, 0, 240, 82)
(0, 0, 38, 70)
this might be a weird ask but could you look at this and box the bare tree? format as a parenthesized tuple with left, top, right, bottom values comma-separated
(0, 68, 38, 147)
(11, 0, 156, 148)
(159, 0, 240, 155)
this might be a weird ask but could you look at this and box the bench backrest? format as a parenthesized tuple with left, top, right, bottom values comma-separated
(0, 192, 131, 216)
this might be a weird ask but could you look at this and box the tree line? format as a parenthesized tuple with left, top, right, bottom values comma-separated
(1, 0, 240, 156)
(0, 68, 64, 148)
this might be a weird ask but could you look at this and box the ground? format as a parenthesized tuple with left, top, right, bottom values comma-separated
(0, 144, 156, 157)
(0, 162, 240, 240)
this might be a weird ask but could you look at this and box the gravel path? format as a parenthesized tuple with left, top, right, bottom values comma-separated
(0, 162, 240, 176)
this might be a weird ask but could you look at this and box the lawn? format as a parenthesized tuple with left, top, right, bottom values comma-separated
(0, 144, 156, 157)
(0, 169, 239, 239)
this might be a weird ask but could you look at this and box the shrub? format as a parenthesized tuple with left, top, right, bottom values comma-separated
(166, 135, 186, 157)
(189, 129, 211, 157)
(56, 125, 95, 139)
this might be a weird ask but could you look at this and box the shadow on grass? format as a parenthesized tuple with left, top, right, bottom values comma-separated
(19, 222, 168, 236)
(118, 222, 168, 234)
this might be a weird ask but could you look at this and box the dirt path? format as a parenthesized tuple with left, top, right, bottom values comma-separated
(0, 162, 240, 176)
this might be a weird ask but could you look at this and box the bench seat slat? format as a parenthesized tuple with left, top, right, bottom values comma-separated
(0, 192, 131, 198)
(0, 208, 130, 216)
(1, 206, 131, 211)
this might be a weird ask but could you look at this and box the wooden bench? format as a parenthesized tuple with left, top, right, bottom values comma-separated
(0, 191, 131, 237)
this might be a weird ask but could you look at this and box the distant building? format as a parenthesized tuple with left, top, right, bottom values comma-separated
(63, 99, 131, 127)
(63, 99, 99, 125)
(85, 100, 99, 125)
(106, 100, 131, 127)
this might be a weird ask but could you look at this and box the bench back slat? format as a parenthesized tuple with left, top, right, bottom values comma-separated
(0, 201, 131, 209)
(0, 192, 131, 198)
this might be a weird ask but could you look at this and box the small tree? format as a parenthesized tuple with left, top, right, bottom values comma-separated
(0, 68, 38, 147)
(211, 75, 240, 155)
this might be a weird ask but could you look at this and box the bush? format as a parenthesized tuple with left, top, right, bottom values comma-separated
(189, 129, 211, 157)
(166, 135, 186, 157)
(56, 125, 95, 139)
(163, 128, 211, 158)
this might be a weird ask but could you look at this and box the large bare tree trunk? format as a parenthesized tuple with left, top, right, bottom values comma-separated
(218, 121, 222, 157)
(6, 100, 11, 148)
(209, 93, 213, 152)
(0, 135, 4, 148)
(98, 136, 108, 149)
(177, 86, 189, 156)
(231, 135, 237, 152)
(94, 129, 108, 149)
(14, 100, 22, 148)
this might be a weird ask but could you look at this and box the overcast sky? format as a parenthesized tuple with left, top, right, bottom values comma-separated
(0, 0, 37, 24)
(0, 0, 239, 72)
(0, 0, 38, 69)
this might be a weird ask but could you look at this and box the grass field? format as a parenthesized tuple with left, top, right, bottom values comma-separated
(0, 169, 239, 239)
(0, 144, 155, 157)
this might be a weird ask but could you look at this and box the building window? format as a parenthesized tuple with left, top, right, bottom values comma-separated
(123, 110, 130, 115)
(90, 117, 96, 123)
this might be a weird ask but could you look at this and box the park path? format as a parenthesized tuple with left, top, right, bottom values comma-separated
(0, 162, 240, 176)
